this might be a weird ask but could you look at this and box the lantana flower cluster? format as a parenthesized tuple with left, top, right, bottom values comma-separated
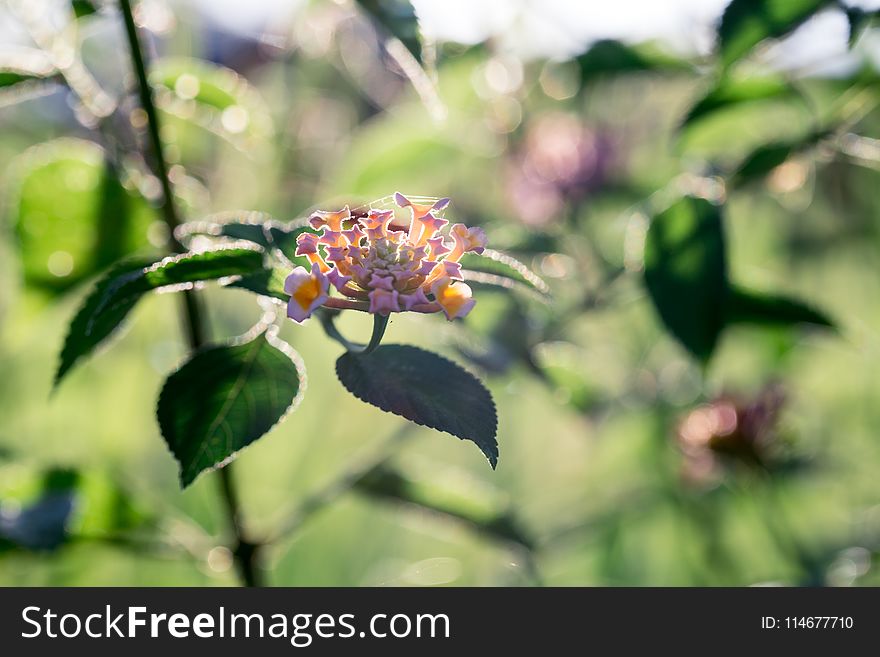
(284, 193, 487, 323)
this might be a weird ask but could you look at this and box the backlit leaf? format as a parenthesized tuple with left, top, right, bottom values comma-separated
(576, 39, 693, 85)
(725, 285, 834, 328)
(157, 331, 305, 487)
(336, 345, 498, 467)
(9, 139, 154, 293)
(150, 58, 273, 150)
(679, 77, 798, 135)
(718, 0, 833, 70)
(56, 248, 263, 386)
(459, 249, 549, 297)
(644, 196, 728, 362)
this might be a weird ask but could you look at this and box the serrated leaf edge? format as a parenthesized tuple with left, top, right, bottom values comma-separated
(157, 325, 307, 487)
(335, 345, 499, 468)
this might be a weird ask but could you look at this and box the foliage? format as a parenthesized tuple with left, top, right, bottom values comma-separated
(0, 0, 875, 587)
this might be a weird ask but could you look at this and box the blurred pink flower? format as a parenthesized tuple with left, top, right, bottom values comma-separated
(506, 112, 616, 227)
(676, 384, 787, 487)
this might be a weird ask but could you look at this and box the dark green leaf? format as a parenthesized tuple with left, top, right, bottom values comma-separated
(220, 222, 312, 265)
(679, 77, 798, 135)
(10, 139, 154, 293)
(227, 266, 290, 301)
(725, 285, 834, 328)
(55, 257, 158, 387)
(0, 71, 47, 88)
(459, 249, 549, 296)
(56, 248, 263, 386)
(216, 222, 270, 245)
(644, 196, 728, 361)
(336, 345, 498, 467)
(730, 130, 827, 187)
(157, 332, 305, 487)
(97, 247, 264, 315)
(268, 225, 314, 263)
(0, 50, 57, 89)
(71, 0, 99, 18)
(718, 0, 833, 69)
(177, 213, 314, 266)
(356, 0, 422, 63)
(576, 39, 693, 85)
(137, 247, 264, 289)
(846, 8, 880, 48)
(732, 142, 797, 187)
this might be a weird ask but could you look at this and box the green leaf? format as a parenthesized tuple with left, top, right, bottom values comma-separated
(89, 247, 264, 335)
(137, 247, 264, 289)
(459, 249, 549, 297)
(177, 213, 314, 266)
(576, 39, 693, 85)
(730, 130, 826, 187)
(157, 331, 305, 487)
(0, 71, 52, 88)
(55, 248, 263, 386)
(268, 225, 314, 263)
(221, 221, 312, 265)
(725, 285, 834, 328)
(846, 8, 880, 48)
(644, 196, 728, 362)
(71, 0, 99, 18)
(679, 77, 798, 135)
(356, 0, 422, 63)
(718, 0, 833, 70)
(336, 345, 498, 467)
(0, 49, 57, 89)
(227, 265, 290, 301)
(150, 58, 274, 149)
(72, 471, 151, 537)
(731, 142, 797, 187)
(9, 139, 154, 293)
(55, 257, 157, 387)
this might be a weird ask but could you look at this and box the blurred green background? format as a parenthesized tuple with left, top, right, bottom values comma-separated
(1, 0, 880, 586)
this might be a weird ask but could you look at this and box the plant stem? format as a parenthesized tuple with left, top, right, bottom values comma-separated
(119, 0, 261, 587)
(118, 0, 181, 251)
(218, 467, 262, 587)
(317, 310, 388, 355)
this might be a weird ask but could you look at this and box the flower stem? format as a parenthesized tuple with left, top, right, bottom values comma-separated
(318, 310, 388, 355)
(119, 0, 261, 587)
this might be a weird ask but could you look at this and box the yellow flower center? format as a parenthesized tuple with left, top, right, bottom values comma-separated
(293, 276, 321, 310)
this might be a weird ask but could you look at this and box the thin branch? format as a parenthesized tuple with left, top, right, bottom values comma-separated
(118, 0, 261, 587)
